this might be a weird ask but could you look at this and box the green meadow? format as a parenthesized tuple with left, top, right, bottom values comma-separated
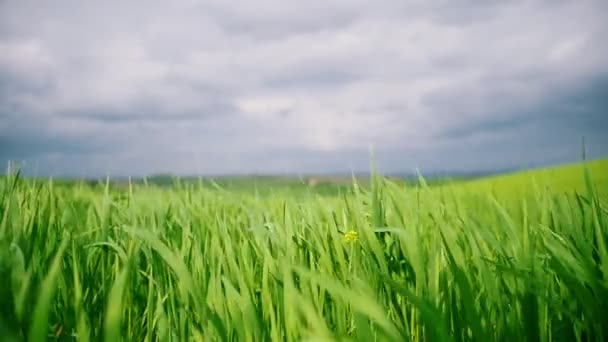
(1, 158, 607, 341)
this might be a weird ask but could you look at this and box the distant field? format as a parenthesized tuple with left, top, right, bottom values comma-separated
(448, 158, 608, 196)
(69, 158, 607, 197)
(1, 159, 607, 341)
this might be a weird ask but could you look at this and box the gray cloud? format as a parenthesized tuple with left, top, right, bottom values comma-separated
(0, 115, 120, 161)
(430, 73, 608, 141)
(1, 0, 607, 177)
(264, 67, 362, 90)
(0, 130, 109, 161)
(57, 95, 238, 123)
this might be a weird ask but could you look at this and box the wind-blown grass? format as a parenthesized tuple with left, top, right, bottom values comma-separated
(0, 160, 607, 341)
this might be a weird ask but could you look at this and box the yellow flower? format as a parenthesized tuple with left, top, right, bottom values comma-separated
(343, 230, 359, 243)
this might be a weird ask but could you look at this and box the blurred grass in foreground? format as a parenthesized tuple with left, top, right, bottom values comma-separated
(0, 159, 607, 341)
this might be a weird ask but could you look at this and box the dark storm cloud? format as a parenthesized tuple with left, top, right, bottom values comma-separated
(0, 131, 107, 161)
(431, 74, 608, 141)
(0, 116, 118, 160)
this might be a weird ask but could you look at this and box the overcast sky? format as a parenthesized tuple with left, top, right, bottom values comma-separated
(1, 0, 607, 177)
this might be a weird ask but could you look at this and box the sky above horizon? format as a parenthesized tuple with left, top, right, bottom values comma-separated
(1, 0, 607, 177)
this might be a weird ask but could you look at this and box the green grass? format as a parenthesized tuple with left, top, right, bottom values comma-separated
(0, 159, 607, 341)
(450, 158, 608, 196)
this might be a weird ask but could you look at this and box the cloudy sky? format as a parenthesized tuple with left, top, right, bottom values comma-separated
(1, 0, 607, 177)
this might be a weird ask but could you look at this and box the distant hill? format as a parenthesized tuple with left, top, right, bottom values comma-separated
(443, 158, 608, 198)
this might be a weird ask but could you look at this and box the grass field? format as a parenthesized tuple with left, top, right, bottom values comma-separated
(1, 159, 607, 341)
(446, 158, 608, 197)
